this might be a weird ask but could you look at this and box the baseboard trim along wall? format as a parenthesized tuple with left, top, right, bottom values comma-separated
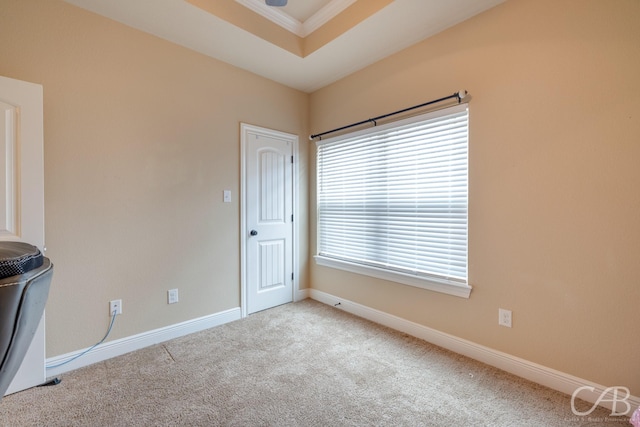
(46, 307, 242, 378)
(44, 292, 638, 415)
(295, 288, 310, 302)
(47, 290, 309, 379)
(309, 289, 639, 415)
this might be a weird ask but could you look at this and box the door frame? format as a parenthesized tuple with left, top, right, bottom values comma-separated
(240, 123, 299, 318)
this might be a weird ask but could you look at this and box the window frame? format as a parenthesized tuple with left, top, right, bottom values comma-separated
(314, 104, 471, 298)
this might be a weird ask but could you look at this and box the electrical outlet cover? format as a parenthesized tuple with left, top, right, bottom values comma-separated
(498, 308, 512, 327)
(109, 299, 122, 315)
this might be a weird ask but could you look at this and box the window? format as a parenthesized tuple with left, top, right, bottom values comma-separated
(315, 104, 470, 298)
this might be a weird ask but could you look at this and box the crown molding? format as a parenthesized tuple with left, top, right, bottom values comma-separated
(302, 0, 356, 36)
(235, 0, 356, 37)
(235, 0, 303, 36)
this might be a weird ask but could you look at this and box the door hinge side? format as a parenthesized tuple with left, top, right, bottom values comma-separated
(291, 155, 294, 164)
(291, 214, 293, 222)
(291, 273, 294, 280)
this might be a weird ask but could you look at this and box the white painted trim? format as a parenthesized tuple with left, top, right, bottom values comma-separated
(240, 125, 249, 318)
(234, 0, 356, 37)
(295, 288, 310, 302)
(235, 0, 303, 36)
(240, 123, 299, 318)
(292, 132, 301, 303)
(302, 0, 356, 37)
(309, 289, 640, 415)
(315, 256, 472, 299)
(45, 307, 241, 377)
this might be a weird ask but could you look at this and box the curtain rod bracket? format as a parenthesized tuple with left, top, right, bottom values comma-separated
(456, 89, 467, 103)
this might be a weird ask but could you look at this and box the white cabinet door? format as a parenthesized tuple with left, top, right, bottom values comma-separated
(0, 75, 45, 395)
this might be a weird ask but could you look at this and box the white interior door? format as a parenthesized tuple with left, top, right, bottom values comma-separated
(0, 75, 46, 395)
(242, 124, 295, 315)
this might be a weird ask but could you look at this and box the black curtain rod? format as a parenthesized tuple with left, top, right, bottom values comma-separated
(309, 90, 468, 141)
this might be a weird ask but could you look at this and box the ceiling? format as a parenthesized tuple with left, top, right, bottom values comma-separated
(63, 0, 506, 93)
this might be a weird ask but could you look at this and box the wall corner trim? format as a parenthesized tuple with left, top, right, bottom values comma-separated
(309, 289, 639, 414)
(45, 307, 242, 378)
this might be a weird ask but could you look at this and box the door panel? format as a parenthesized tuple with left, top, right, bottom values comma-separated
(0, 100, 18, 238)
(259, 150, 286, 223)
(258, 239, 285, 291)
(243, 124, 295, 314)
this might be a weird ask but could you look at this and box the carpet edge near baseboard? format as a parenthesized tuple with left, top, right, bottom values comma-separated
(44, 307, 242, 378)
(309, 288, 639, 416)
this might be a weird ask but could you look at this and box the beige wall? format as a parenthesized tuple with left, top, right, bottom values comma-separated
(310, 0, 640, 394)
(0, 0, 309, 356)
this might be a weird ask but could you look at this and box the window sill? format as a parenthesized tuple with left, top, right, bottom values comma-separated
(314, 255, 472, 299)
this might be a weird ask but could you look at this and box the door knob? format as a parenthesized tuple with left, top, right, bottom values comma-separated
(250, 230, 258, 236)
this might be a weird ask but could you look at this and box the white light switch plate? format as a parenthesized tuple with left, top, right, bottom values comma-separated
(168, 289, 179, 304)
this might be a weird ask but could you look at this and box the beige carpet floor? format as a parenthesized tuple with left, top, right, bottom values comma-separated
(0, 299, 622, 426)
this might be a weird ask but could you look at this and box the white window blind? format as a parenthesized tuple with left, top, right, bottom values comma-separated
(316, 104, 470, 297)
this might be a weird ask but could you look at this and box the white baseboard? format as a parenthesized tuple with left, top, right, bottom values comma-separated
(309, 289, 639, 415)
(295, 288, 310, 302)
(46, 307, 242, 378)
